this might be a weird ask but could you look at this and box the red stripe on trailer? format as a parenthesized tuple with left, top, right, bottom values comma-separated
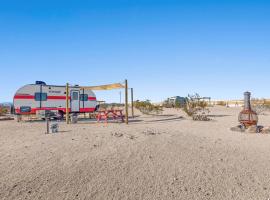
(14, 95, 34, 99)
(32, 108, 68, 111)
(15, 107, 96, 114)
(15, 107, 69, 114)
(79, 108, 95, 112)
(14, 95, 71, 100)
(88, 97, 96, 101)
(47, 96, 71, 100)
(14, 95, 96, 101)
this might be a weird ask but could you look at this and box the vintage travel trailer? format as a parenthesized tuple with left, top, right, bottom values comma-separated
(13, 81, 97, 118)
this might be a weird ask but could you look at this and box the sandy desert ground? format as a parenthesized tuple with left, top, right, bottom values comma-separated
(1, 106, 270, 200)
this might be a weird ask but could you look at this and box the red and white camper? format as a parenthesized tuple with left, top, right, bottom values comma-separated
(14, 81, 97, 118)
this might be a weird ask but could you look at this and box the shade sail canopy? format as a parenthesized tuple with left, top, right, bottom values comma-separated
(80, 83, 125, 90)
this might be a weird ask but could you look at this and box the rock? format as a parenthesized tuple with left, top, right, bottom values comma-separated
(261, 126, 270, 134)
(143, 128, 160, 135)
(128, 135, 135, 140)
(111, 132, 123, 137)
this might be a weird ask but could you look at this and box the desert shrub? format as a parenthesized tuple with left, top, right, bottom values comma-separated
(253, 105, 269, 115)
(163, 101, 173, 108)
(98, 103, 124, 110)
(134, 100, 163, 115)
(251, 99, 270, 115)
(216, 101, 227, 106)
(174, 100, 183, 109)
(264, 101, 270, 106)
(0, 107, 8, 116)
(183, 94, 210, 121)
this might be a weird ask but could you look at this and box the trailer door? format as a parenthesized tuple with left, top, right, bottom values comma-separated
(71, 90, 80, 112)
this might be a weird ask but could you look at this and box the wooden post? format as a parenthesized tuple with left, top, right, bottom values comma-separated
(131, 88, 134, 118)
(66, 83, 70, 124)
(46, 118, 49, 134)
(125, 79, 128, 124)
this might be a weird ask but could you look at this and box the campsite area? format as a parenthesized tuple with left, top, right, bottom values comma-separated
(1, 106, 270, 200)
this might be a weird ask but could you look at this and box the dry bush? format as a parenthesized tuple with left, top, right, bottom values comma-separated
(162, 101, 173, 108)
(98, 103, 124, 110)
(251, 99, 270, 115)
(216, 101, 227, 106)
(253, 105, 269, 115)
(265, 101, 270, 106)
(0, 107, 8, 116)
(134, 100, 163, 115)
(183, 94, 210, 121)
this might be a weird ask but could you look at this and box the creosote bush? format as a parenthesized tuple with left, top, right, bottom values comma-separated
(99, 103, 124, 110)
(134, 100, 163, 115)
(251, 99, 270, 115)
(216, 101, 227, 106)
(0, 107, 8, 116)
(183, 94, 210, 121)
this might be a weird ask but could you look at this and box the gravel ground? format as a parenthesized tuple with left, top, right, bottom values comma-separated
(1, 106, 270, 200)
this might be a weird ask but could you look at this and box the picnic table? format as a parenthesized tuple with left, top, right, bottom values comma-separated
(96, 109, 124, 123)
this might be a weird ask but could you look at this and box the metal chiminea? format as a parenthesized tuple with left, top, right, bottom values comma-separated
(238, 91, 258, 128)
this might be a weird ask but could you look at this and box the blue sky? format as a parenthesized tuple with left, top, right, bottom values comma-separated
(0, 0, 269, 103)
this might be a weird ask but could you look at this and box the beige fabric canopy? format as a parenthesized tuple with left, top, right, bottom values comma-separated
(80, 83, 125, 90)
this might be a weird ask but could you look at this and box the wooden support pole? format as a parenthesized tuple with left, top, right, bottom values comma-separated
(131, 88, 134, 118)
(46, 118, 49, 134)
(66, 83, 70, 124)
(125, 79, 129, 124)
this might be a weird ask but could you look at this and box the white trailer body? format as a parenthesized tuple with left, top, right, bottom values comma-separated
(14, 82, 97, 116)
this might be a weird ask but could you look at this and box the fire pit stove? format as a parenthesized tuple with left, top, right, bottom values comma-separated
(238, 92, 258, 128)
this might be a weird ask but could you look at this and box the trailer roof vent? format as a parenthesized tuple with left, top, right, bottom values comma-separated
(35, 81, 46, 85)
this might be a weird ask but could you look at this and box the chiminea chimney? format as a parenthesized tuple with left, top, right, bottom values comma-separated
(244, 92, 251, 110)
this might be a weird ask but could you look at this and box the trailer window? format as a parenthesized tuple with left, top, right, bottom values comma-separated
(80, 94, 88, 101)
(20, 106, 31, 113)
(72, 92, 79, 100)
(35, 93, 47, 101)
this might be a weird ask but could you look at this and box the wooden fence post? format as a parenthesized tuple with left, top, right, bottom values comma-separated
(125, 80, 128, 124)
(131, 88, 134, 118)
(66, 83, 70, 124)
